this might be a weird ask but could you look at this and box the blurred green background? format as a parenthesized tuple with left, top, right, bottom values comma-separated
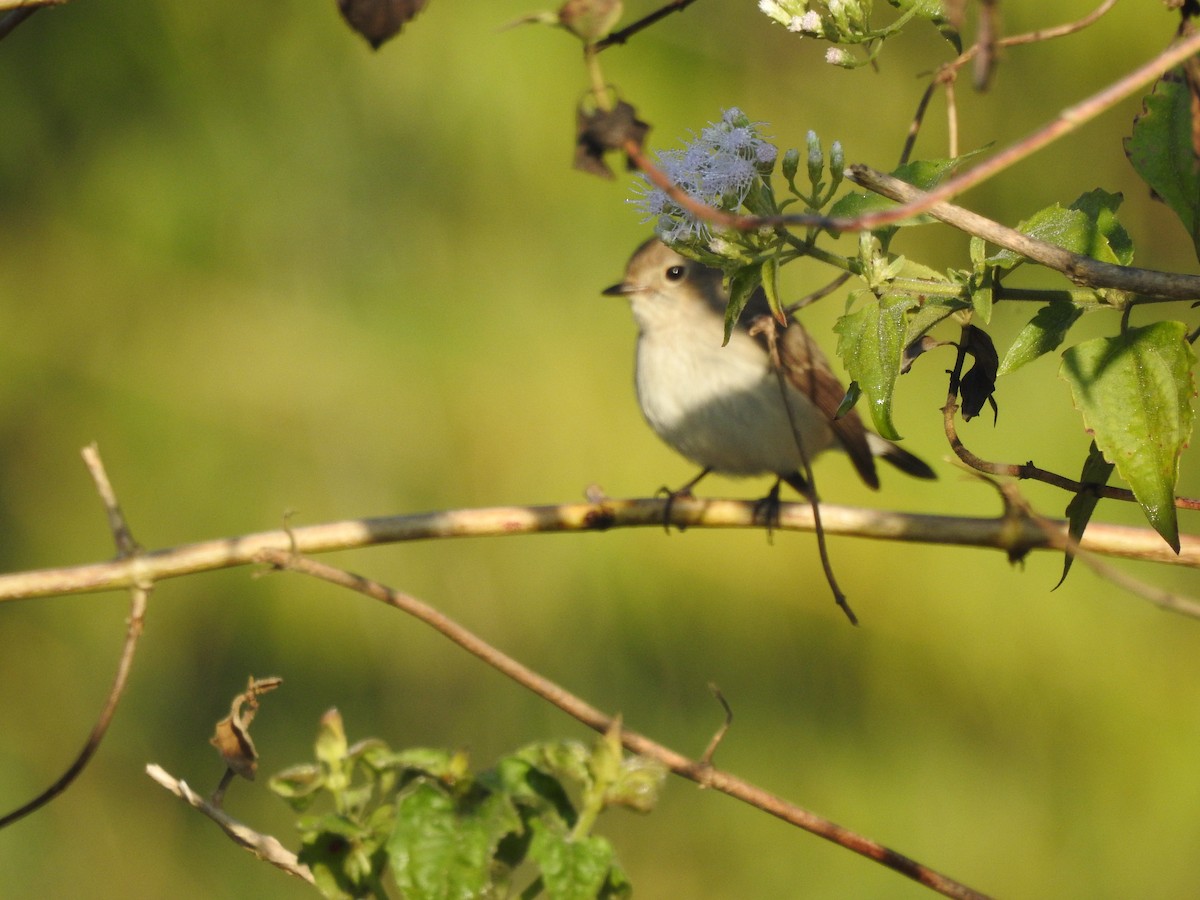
(1, 1, 1198, 897)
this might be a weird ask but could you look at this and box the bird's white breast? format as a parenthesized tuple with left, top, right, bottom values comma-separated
(634, 313, 835, 476)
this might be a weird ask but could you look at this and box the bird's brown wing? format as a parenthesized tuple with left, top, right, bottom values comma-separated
(774, 317, 880, 490)
(718, 282, 879, 489)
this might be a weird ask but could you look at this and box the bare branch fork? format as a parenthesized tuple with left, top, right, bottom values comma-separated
(0, 445, 150, 829)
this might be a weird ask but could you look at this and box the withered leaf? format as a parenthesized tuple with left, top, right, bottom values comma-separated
(337, 0, 428, 50)
(959, 325, 999, 422)
(210, 676, 282, 781)
(574, 99, 649, 178)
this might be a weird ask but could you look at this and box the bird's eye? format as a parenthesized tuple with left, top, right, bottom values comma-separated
(664, 265, 686, 282)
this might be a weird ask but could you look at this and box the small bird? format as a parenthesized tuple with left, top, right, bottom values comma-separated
(603, 239, 936, 504)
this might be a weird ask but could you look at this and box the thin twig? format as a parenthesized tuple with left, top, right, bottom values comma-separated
(700, 683, 733, 767)
(0, 445, 151, 829)
(145, 764, 316, 886)
(594, 0, 699, 51)
(753, 314, 858, 624)
(257, 550, 993, 900)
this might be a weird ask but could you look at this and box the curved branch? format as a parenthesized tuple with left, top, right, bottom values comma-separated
(0, 445, 150, 829)
(258, 550, 992, 900)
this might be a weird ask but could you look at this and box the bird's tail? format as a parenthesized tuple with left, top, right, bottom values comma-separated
(866, 433, 937, 480)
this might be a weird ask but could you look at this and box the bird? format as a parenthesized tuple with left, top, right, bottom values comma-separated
(603, 239, 936, 507)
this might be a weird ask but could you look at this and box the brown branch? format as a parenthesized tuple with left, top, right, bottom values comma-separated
(0, 7, 37, 40)
(594, 0, 699, 51)
(256, 549, 993, 900)
(145, 764, 315, 886)
(0, 497, 1195, 605)
(849, 166, 1200, 301)
(0, 445, 150, 829)
(625, 26, 1200, 263)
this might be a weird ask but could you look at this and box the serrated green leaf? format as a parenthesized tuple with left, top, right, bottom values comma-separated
(723, 262, 763, 345)
(1060, 321, 1196, 552)
(998, 303, 1085, 375)
(834, 291, 916, 440)
(893, 257, 954, 284)
(489, 755, 577, 829)
(1125, 70, 1200, 261)
(298, 815, 388, 900)
(1057, 441, 1116, 588)
(1071, 189, 1134, 265)
(529, 820, 616, 900)
(990, 190, 1133, 270)
(389, 782, 520, 900)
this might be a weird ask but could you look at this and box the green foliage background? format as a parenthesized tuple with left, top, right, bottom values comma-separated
(0, 1, 1197, 897)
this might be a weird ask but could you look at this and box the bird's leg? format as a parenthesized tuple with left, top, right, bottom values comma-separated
(752, 478, 785, 543)
(657, 466, 711, 533)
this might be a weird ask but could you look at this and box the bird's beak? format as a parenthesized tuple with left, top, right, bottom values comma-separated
(602, 281, 632, 297)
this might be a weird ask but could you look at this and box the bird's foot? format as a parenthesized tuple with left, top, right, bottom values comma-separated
(656, 484, 695, 534)
(753, 480, 785, 544)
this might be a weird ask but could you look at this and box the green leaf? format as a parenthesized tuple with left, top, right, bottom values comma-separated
(1071, 189, 1134, 265)
(1060, 321, 1196, 551)
(989, 190, 1133, 274)
(315, 709, 349, 768)
(529, 820, 618, 900)
(886, 0, 961, 50)
(1057, 441, 1116, 588)
(269, 764, 325, 811)
(388, 782, 521, 900)
(489, 754, 577, 829)
(760, 254, 785, 323)
(1125, 70, 1200, 261)
(834, 291, 916, 440)
(835, 380, 862, 418)
(298, 815, 389, 900)
(969, 270, 994, 324)
(998, 303, 1085, 375)
(903, 296, 970, 346)
(604, 756, 667, 814)
(723, 262, 763, 345)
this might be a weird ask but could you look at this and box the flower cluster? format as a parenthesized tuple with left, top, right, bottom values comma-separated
(632, 108, 778, 244)
(758, 0, 823, 35)
(758, 0, 874, 66)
